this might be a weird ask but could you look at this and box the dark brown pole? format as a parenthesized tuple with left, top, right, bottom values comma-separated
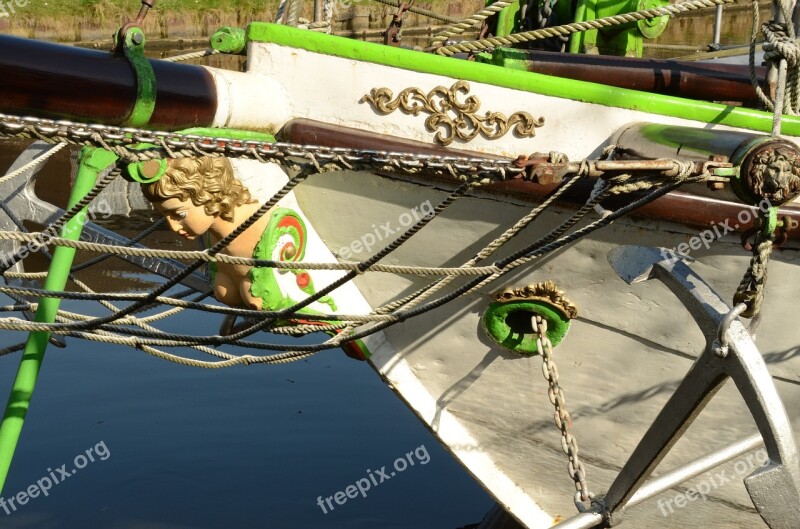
(0, 34, 217, 130)
(280, 118, 800, 239)
(511, 49, 765, 106)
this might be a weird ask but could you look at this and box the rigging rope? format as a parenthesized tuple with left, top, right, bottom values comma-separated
(0, 114, 725, 366)
(434, 0, 734, 56)
(370, 0, 460, 24)
(427, 0, 512, 47)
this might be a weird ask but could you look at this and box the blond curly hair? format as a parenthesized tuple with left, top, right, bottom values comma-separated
(143, 157, 253, 222)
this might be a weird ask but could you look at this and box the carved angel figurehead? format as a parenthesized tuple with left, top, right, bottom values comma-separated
(137, 155, 368, 360)
(142, 157, 255, 240)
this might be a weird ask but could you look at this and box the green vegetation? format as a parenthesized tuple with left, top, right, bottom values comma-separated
(24, 0, 453, 18)
(26, 0, 280, 17)
(4, 0, 463, 42)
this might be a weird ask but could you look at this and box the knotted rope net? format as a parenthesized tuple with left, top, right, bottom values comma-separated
(0, 115, 725, 368)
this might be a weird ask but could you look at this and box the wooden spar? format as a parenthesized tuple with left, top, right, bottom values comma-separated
(0, 34, 217, 130)
(494, 49, 765, 105)
(280, 118, 800, 240)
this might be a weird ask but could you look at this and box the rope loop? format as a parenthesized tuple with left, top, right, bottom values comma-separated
(763, 21, 800, 68)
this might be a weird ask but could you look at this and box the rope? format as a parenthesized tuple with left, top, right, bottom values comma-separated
(0, 230, 503, 276)
(162, 49, 221, 62)
(0, 142, 66, 183)
(286, 0, 305, 26)
(323, 0, 336, 31)
(0, 162, 122, 273)
(435, 0, 734, 56)
(370, 0, 460, 24)
(428, 0, 512, 47)
(734, 231, 774, 320)
(299, 20, 332, 31)
(275, 0, 288, 23)
(0, 177, 702, 354)
(748, 0, 800, 121)
(0, 114, 722, 364)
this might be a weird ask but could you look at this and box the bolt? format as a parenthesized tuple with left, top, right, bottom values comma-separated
(131, 31, 144, 45)
(707, 182, 725, 191)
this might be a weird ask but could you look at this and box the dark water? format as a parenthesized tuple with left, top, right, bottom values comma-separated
(0, 142, 496, 528)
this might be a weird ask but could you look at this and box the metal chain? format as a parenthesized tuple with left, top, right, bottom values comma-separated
(0, 113, 524, 183)
(0, 114, 728, 193)
(533, 314, 592, 509)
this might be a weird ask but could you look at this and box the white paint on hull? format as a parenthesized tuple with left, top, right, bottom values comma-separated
(207, 42, 800, 160)
(205, 68, 291, 133)
(292, 169, 800, 528)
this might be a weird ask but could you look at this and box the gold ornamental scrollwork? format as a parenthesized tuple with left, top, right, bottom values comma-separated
(493, 281, 578, 320)
(360, 81, 544, 146)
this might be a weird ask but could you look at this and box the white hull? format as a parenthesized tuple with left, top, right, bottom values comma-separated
(289, 168, 800, 528)
(203, 26, 800, 529)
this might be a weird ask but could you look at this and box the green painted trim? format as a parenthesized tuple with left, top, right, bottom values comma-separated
(212, 26, 247, 55)
(179, 128, 276, 142)
(0, 147, 118, 493)
(245, 23, 800, 136)
(122, 27, 157, 128)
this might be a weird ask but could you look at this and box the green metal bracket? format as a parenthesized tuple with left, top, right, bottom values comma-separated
(120, 26, 157, 127)
(761, 207, 779, 237)
(569, 0, 669, 57)
(212, 26, 247, 55)
(0, 147, 119, 493)
(492, 0, 525, 37)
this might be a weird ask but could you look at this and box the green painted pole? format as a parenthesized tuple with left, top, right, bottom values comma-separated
(0, 147, 118, 492)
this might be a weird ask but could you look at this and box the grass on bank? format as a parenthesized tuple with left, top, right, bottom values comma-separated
(26, 0, 281, 19)
(24, 0, 454, 18)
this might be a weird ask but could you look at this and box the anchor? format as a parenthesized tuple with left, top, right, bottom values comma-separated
(551, 245, 800, 529)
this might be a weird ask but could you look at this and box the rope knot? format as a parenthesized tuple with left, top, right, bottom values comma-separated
(763, 21, 800, 67)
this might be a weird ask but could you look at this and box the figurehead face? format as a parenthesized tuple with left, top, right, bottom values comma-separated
(142, 157, 253, 238)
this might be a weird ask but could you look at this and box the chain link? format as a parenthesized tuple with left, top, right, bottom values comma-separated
(533, 314, 593, 509)
(0, 113, 526, 183)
